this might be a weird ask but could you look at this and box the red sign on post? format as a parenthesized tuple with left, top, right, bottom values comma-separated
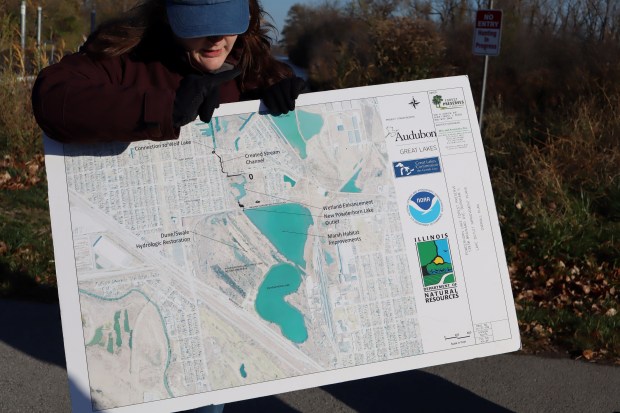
(473, 10, 502, 56)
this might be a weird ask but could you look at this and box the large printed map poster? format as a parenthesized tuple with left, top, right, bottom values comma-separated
(45, 76, 520, 413)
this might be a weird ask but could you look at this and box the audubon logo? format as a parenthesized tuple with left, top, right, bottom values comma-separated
(395, 129, 437, 141)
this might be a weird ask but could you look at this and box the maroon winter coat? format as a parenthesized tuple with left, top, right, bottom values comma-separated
(32, 26, 255, 144)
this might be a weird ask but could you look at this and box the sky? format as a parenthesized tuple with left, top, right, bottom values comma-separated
(260, 0, 319, 42)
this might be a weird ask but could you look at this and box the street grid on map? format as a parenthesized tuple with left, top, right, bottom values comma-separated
(64, 98, 423, 409)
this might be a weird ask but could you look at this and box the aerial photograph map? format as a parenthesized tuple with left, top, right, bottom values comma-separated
(63, 97, 423, 410)
(47, 77, 520, 412)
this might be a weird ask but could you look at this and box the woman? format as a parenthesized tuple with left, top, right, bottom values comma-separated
(33, 1, 302, 412)
(32, 0, 305, 144)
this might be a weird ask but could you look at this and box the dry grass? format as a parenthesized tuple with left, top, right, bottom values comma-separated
(483, 92, 620, 362)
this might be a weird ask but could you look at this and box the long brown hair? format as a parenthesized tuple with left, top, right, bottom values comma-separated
(84, 0, 292, 91)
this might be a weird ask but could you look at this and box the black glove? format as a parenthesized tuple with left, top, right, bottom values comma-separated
(261, 77, 306, 116)
(172, 68, 242, 128)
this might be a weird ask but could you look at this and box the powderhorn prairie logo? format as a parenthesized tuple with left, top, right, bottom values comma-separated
(431, 94, 465, 110)
(407, 189, 442, 225)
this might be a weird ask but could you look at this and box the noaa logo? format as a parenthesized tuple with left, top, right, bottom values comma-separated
(408, 190, 442, 225)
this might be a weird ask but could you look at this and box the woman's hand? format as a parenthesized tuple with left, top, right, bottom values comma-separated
(172, 68, 242, 128)
(261, 77, 306, 116)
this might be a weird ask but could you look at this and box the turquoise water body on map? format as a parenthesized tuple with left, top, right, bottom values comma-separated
(200, 123, 213, 137)
(107, 333, 114, 354)
(203, 116, 225, 133)
(244, 203, 313, 269)
(324, 251, 334, 265)
(235, 113, 255, 149)
(199, 118, 227, 148)
(114, 311, 122, 347)
(239, 113, 255, 131)
(240, 364, 247, 378)
(231, 177, 247, 201)
(124, 309, 130, 332)
(270, 110, 324, 159)
(215, 118, 228, 133)
(199, 121, 216, 148)
(340, 169, 362, 193)
(87, 326, 104, 346)
(255, 263, 308, 343)
(298, 110, 324, 138)
(283, 175, 297, 187)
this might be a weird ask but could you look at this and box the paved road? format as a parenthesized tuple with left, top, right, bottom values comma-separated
(1, 300, 619, 413)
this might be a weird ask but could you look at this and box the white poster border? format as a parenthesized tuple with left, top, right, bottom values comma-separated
(45, 75, 520, 413)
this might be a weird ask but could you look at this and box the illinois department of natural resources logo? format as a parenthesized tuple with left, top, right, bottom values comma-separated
(407, 189, 442, 225)
(415, 235, 459, 303)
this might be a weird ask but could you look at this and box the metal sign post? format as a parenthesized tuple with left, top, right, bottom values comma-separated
(37, 6, 43, 47)
(20, 1, 26, 52)
(473, 3, 502, 130)
(91, 6, 97, 34)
